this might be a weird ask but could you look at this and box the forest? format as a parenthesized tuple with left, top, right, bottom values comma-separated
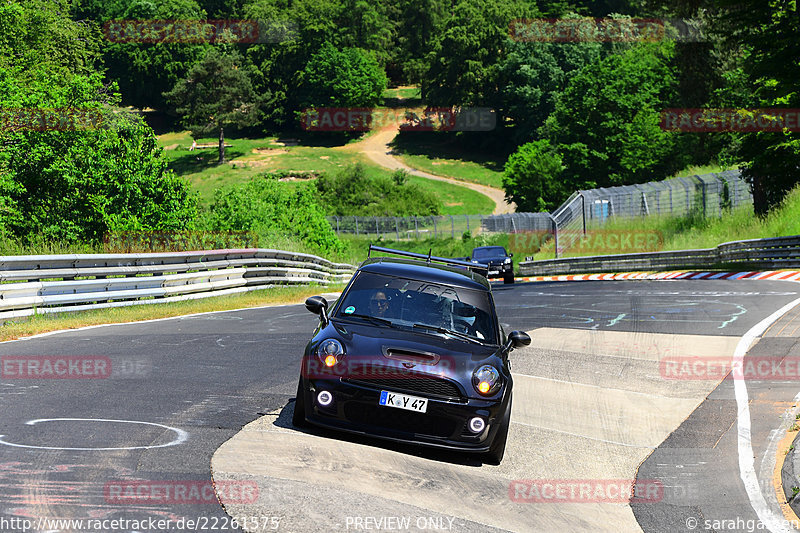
(1, 0, 797, 256)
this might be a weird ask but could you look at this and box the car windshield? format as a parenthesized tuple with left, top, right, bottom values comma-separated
(472, 247, 506, 259)
(334, 271, 498, 344)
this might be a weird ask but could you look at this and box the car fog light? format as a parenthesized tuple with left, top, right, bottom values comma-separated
(468, 417, 485, 433)
(317, 390, 333, 406)
(324, 354, 337, 367)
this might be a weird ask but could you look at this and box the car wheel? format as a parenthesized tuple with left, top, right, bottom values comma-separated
(485, 394, 512, 465)
(503, 272, 515, 284)
(292, 377, 308, 428)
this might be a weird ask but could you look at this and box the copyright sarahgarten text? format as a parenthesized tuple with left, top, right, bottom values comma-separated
(685, 516, 800, 531)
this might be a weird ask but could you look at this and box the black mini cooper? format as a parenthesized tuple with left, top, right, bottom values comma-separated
(292, 246, 531, 464)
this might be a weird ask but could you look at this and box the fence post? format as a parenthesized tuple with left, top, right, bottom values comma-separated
(701, 179, 707, 218)
(449, 215, 454, 239)
(335, 216, 340, 234)
(375, 216, 379, 237)
(414, 216, 419, 239)
(466, 214, 470, 235)
(395, 217, 400, 240)
(433, 217, 437, 238)
(579, 192, 586, 234)
(547, 214, 559, 259)
(355, 217, 359, 236)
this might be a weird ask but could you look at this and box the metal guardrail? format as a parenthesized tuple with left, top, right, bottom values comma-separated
(519, 235, 800, 276)
(0, 249, 356, 320)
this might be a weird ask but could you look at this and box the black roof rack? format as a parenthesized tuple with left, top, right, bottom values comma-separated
(367, 245, 488, 276)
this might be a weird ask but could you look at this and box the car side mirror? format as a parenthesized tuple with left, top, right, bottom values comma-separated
(504, 330, 531, 352)
(509, 252, 514, 257)
(305, 296, 329, 325)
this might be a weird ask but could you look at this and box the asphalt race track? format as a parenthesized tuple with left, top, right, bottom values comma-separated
(1, 280, 799, 532)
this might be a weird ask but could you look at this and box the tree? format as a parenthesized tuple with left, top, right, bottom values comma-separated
(422, 0, 537, 106)
(542, 41, 688, 190)
(298, 42, 387, 108)
(712, 0, 800, 214)
(1, 67, 196, 243)
(502, 140, 566, 212)
(499, 38, 602, 144)
(164, 48, 260, 163)
(102, 0, 211, 110)
(0, 0, 102, 75)
(395, 0, 447, 84)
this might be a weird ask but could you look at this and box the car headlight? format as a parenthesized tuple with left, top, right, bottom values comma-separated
(317, 339, 343, 367)
(504, 257, 512, 264)
(473, 365, 501, 395)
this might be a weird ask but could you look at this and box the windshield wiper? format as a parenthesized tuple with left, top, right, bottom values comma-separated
(411, 323, 484, 345)
(340, 313, 395, 328)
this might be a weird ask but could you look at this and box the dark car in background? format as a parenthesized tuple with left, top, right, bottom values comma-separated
(469, 246, 515, 284)
(293, 246, 531, 464)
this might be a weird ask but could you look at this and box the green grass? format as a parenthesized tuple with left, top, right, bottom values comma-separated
(532, 184, 800, 260)
(161, 132, 363, 204)
(158, 130, 494, 215)
(389, 134, 505, 188)
(382, 87, 421, 100)
(670, 163, 736, 178)
(403, 174, 494, 215)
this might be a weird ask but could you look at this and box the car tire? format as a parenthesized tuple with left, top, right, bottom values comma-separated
(292, 377, 308, 428)
(503, 272, 515, 284)
(485, 394, 512, 465)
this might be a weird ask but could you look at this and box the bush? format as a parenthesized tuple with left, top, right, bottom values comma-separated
(502, 140, 566, 212)
(202, 177, 344, 256)
(315, 163, 441, 216)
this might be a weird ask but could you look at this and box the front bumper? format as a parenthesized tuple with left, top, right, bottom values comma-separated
(482, 262, 513, 279)
(298, 377, 509, 452)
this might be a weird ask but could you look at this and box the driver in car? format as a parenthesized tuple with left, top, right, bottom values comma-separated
(369, 291, 391, 318)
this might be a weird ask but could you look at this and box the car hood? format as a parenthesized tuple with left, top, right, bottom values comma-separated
(308, 319, 505, 393)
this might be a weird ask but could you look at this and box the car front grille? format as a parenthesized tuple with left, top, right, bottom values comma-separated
(345, 376, 463, 400)
(344, 403, 457, 438)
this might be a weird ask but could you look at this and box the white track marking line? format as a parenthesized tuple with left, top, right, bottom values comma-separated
(0, 418, 188, 451)
(734, 296, 800, 533)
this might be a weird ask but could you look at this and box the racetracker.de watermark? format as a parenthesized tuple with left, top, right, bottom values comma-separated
(510, 230, 663, 255)
(660, 356, 800, 381)
(510, 18, 666, 42)
(509, 18, 704, 42)
(1, 356, 150, 379)
(0, 108, 103, 132)
(509, 479, 663, 503)
(2, 356, 111, 379)
(103, 19, 296, 43)
(660, 108, 800, 132)
(299, 107, 496, 132)
(104, 480, 258, 504)
(302, 355, 457, 380)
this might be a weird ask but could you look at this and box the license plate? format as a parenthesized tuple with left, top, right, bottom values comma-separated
(489, 270, 499, 275)
(379, 391, 428, 413)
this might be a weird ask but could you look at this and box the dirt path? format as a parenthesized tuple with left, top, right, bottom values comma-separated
(355, 125, 516, 215)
